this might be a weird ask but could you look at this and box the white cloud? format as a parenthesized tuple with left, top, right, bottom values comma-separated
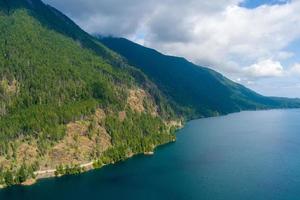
(289, 63, 300, 75)
(43, 0, 300, 71)
(276, 51, 294, 60)
(42, 0, 300, 97)
(244, 59, 284, 78)
(145, 1, 300, 78)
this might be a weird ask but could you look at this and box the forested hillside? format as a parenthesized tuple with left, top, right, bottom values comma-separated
(0, 0, 178, 187)
(0, 0, 299, 188)
(100, 37, 300, 118)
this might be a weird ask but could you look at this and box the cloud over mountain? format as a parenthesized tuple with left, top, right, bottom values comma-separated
(43, 0, 300, 97)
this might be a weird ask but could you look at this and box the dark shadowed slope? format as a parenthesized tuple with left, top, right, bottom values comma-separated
(100, 37, 300, 118)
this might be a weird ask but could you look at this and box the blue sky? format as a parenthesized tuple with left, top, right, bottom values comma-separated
(44, 0, 300, 97)
(283, 39, 300, 65)
(241, 0, 291, 8)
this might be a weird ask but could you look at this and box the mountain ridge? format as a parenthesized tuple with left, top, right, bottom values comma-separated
(0, 0, 299, 188)
(99, 37, 300, 118)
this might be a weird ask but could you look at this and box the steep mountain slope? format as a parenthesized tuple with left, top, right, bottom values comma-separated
(0, 0, 178, 187)
(100, 37, 300, 118)
(0, 0, 299, 188)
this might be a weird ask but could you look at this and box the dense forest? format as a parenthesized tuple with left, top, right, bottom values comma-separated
(0, 0, 300, 187)
(100, 37, 300, 118)
(0, 0, 178, 186)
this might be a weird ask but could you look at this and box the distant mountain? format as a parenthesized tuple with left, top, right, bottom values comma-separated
(100, 37, 300, 118)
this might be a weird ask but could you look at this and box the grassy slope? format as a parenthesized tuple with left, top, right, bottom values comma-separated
(100, 37, 300, 118)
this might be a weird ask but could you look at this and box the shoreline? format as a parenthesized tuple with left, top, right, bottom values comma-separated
(33, 161, 95, 181)
(1, 137, 179, 188)
(33, 142, 176, 182)
(0, 117, 183, 189)
(0, 109, 297, 189)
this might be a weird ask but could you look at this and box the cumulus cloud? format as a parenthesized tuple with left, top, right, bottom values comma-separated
(42, 0, 300, 97)
(43, 0, 242, 36)
(42, 0, 300, 66)
(244, 59, 285, 78)
(44, 0, 154, 35)
(146, 2, 300, 76)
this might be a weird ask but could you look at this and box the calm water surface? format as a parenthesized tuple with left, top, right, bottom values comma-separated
(1, 109, 300, 200)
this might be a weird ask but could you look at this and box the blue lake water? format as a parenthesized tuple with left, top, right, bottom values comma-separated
(1, 109, 300, 200)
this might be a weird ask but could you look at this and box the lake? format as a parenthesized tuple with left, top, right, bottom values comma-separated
(1, 109, 300, 200)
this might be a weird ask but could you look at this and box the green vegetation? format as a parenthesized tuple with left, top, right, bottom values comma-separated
(92, 110, 175, 168)
(55, 164, 83, 176)
(1, 0, 299, 188)
(100, 37, 300, 118)
(105, 110, 175, 153)
(0, 100, 99, 155)
(0, 6, 129, 152)
(0, 0, 177, 187)
(0, 164, 36, 186)
(0, 4, 142, 154)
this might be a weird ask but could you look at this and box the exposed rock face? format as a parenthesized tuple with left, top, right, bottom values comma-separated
(127, 88, 158, 116)
(118, 111, 126, 122)
(43, 109, 111, 170)
(0, 137, 39, 170)
(127, 89, 146, 113)
(0, 109, 112, 172)
(165, 120, 183, 129)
